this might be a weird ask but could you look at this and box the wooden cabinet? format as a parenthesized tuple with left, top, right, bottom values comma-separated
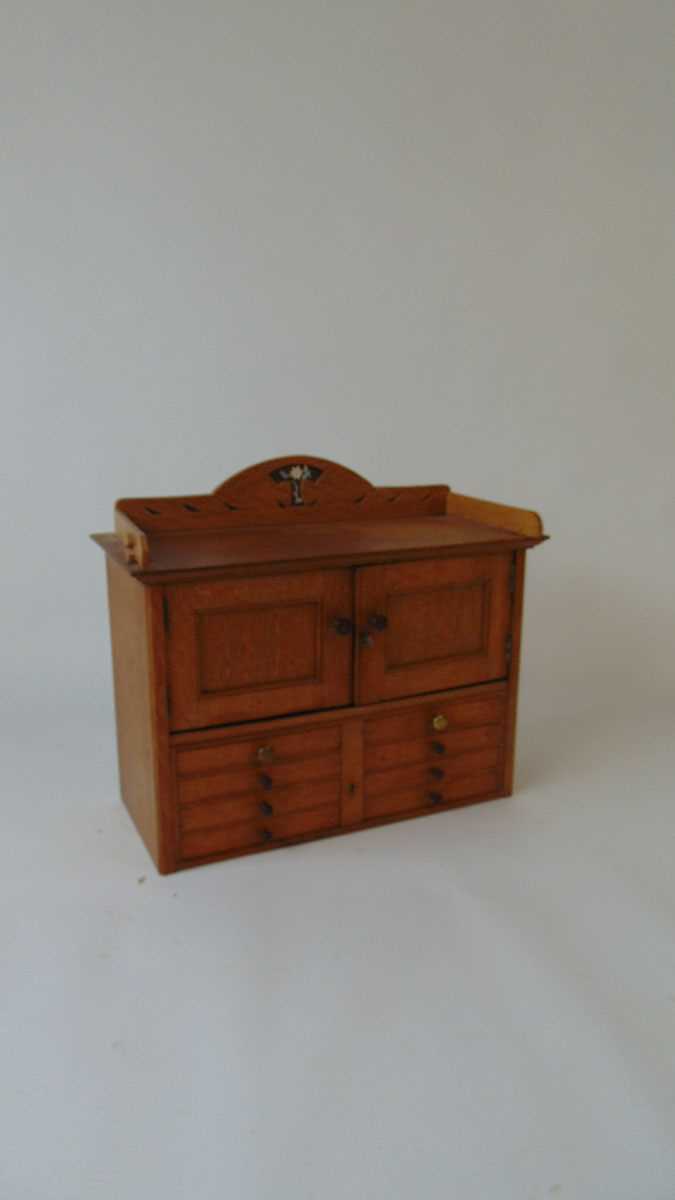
(93, 455, 546, 873)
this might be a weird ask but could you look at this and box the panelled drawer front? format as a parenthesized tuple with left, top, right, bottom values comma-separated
(365, 747, 501, 799)
(171, 684, 509, 866)
(362, 686, 506, 822)
(180, 804, 340, 863)
(178, 754, 341, 805)
(181, 779, 341, 834)
(175, 725, 340, 779)
(175, 720, 342, 862)
(364, 770, 502, 820)
(368, 723, 503, 771)
(364, 691, 506, 747)
(180, 818, 264, 861)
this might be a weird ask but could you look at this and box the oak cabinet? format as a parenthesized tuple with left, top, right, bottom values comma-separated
(93, 456, 546, 873)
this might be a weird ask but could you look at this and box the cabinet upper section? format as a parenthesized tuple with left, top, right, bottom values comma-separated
(165, 556, 512, 730)
(92, 455, 547, 581)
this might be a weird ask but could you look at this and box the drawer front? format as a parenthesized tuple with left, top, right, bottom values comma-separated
(171, 685, 509, 866)
(175, 719, 343, 863)
(368, 723, 503, 771)
(365, 747, 502, 799)
(356, 555, 512, 704)
(364, 690, 506, 748)
(181, 779, 341, 834)
(166, 570, 353, 731)
(363, 687, 506, 822)
(364, 769, 502, 820)
(178, 754, 341, 805)
(175, 724, 340, 778)
(180, 803, 341, 863)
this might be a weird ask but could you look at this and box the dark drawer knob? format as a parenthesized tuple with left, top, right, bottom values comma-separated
(260, 828, 273, 843)
(359, 631, 375, 648)
(259, 800, 274, 816)
(431, 740, 446, 755)
(368, 613, 388, 631)
(331, 617, 354, 636)
(427, 791, 443, 806)
(259, 772, 273, 791)
(430, 766, 445, 780)
(256, 745, 274, 763)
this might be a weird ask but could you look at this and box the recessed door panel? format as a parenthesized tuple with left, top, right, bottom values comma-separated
(355, 555, 512, 703)
(167, 570, 353, 729)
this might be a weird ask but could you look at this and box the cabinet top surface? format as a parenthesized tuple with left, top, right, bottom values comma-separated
(92, 454, 546, 579)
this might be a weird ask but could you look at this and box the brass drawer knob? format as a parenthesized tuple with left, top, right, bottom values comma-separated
(431, 714, 448, 732)
(259, 800, 274, 816)
(256, 745, 274, 763)
(259, 772, 273, 791)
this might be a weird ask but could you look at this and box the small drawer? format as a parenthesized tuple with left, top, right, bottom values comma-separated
(180, 818, 264, 861)
(179, 778, 341, 834)
(365, 747, 501, 799)
(177, 753, 341, 806)
(364, 769, 502, 820)
(175, 723, 341, 779)
(265, 805, 340, 842)
(179, 801, 340, 862)
(366, 722, 503, 772)
(364, 689, 506, 747)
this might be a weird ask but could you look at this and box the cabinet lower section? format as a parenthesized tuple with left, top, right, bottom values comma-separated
(167, 681, 509, 871)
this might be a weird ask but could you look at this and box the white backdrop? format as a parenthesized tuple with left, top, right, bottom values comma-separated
(3, 3, 675, 1198)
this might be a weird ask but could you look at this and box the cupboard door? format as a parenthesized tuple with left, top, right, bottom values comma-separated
(166, 570, 353, 730)
(355, 554, 512, 704)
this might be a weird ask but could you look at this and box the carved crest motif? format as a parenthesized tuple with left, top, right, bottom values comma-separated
(270, 463, 323, 506)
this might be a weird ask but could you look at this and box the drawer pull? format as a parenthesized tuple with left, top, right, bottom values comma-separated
(431, 714, 448, 732)
(368, 613, 388, 631)
(259, 800, 274, 816)
(259, 772, 273, 791)
(431, 740, 446, 755)
(260, 828, 273, 843)
(429, 766, 445, 780)
(427, 791, 443, 806)
(331, 617, 354, 636)
(256, 745, 274, 764)
(359, 631, 375, 648)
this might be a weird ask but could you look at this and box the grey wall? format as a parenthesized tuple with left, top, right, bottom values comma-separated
(3, 0, 675, 723)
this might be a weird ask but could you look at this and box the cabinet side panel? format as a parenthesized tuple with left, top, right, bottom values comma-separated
(503, 550, 526, 795)
(105, 558, 162, 868)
